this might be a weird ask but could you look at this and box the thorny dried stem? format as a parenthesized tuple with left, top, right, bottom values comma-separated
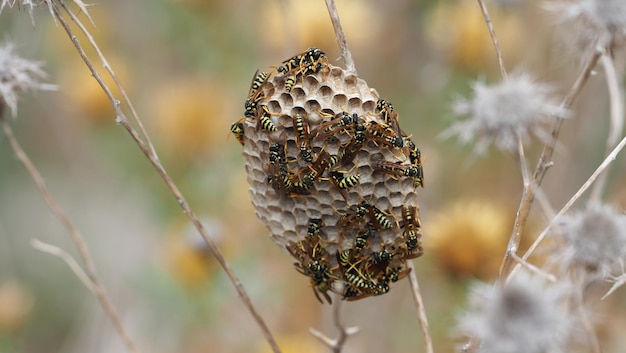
(476, 0, 507, 79)
(498, 47, 603, 281)
(589, 53, 624, 203)
(324, 0, 357, 75)
(309, 294, 359, 353)
(48, 1, 281, 352)
(0, 112, 140, 353)
(406, 261, 434, 353)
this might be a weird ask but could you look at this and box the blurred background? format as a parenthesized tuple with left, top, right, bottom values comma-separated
(1, 0, 626, 352)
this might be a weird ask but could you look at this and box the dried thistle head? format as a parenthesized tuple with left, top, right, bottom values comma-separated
(546, 0, 626, 50)
(456, 273, 572, 353)
(0, 42, 53, 118)
(555, 203, 626, 277)
(443, 72, 560, 154)
(234, 48, 424, 302)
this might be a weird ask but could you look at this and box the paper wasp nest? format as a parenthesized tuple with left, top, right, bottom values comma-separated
(232, 48, 424, 303)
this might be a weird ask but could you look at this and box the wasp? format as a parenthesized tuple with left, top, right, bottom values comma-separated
(248, 70, 269, 98)
(293, 114, 313, 163)
(330, 171, 360, 190)
(376, 99, 403, 147)
(339, 123, 366, 166)
(375, 160, 423, 188)
(284, 74, 296, 92)
(229, 119, 245, 146)
(277, 47, 326, 75)
(244, 90, 263, 118)
(398, 205, 424, 260)
(295, 150, 332, 189)
(268, 143, 288, 174)
(386, 265, 411, 283)
(404, 139, 425, 187)
(304, 218, 326, 259)
(366, 204, 393, 229)
(311, 112, 359, 141)
(338, 258, 386, 301)
(287, 176, 312, 196)
(287, 241, 335, 304)
(365, 121, 403, 148)
(258, 105, 278, 132)
(267, 143, 293, 192)
(307, 218, 324, 238)
(354, 225, 375, 252)
(337, 201, 370, 229)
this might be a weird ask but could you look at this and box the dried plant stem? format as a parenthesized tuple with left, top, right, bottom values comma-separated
(508, 253, 556, 283)
(515, 135, 530, 187)
(49, 2, 281, 352)
(309, 294, 359, 353)
(31, 239, 97, 292)
(476, 0, 507, 79)
(55, 0, 158, 160)
(513, 131, 626, 277)
(324, 0, 357, 75)
(498, 48, 603, 280)
(589, 53, 624, 203)
(406, 261, 434, 353)
(0, 116, 140, 353)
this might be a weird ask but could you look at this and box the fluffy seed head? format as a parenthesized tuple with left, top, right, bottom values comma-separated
(456, 273, 571, 353)
(443, 72, 560, 154)
(546, 0, 626, 54)
(556, 203, 626, 276)
(0, 42, 53, 117)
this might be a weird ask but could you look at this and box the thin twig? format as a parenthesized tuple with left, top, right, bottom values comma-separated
(31, 239, 97, 293)
(0, 115, 140, 353)
(310, 293, 359, 353)
(50, 2, 281, 352)
(324, 0, 356, 75)
(476, 0, 507, 79)
(508, 253, 556, 283)
(515, 135, 530, 187)
(498, 48, 603, 280)
(589, 53, 624, 203)
(406, 261, 434, 353)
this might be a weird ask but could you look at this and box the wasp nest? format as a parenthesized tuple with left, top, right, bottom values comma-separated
(232, 48, 424, 303)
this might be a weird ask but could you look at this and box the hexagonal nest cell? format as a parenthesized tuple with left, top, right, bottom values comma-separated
(232, 48, 425, 303)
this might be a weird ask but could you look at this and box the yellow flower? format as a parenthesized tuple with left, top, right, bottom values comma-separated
(0, 280, 33, 331)
(259, 0, 379, 53)
(149, 77, 236, 162)
(256, 333, 324, 353)
(426, 1, 526, 74)
(163, 218, 225, 291)
(426, 200, 510, 279)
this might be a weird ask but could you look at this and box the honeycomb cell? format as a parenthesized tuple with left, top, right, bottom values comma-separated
(292, 87, 306, 102)
(347, 97, 362, 111)
(304, 75, 320, 93)
(332, 94, 348, 109)
(319, 85, 333, 100)
(305, 99, 321, 113)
